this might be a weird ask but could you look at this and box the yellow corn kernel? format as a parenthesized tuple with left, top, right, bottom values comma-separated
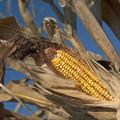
(51, 49, 113, 101)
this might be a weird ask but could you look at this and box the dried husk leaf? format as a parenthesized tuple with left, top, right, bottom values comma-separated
(14, 63, 118, 120)
(0, 16, 21, 40)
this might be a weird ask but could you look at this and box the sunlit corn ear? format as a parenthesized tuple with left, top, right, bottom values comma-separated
(45, 47, 114, 101)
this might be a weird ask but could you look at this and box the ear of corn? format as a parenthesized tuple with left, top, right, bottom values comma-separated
(45, 48, 113, 101)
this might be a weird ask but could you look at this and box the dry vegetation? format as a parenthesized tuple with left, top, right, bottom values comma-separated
(0, 0, 120, 120)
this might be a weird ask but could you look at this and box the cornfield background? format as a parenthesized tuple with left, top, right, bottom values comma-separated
(0, 0, 120, 120)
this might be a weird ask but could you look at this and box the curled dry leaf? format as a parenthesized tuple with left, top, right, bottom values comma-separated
(13, 61, 117, 120)
(1, 80, 72, 119)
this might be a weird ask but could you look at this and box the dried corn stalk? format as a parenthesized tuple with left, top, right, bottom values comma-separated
(0, 0, 120, 119)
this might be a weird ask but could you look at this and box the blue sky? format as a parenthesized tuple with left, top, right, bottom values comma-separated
(0, 0, 120, 116)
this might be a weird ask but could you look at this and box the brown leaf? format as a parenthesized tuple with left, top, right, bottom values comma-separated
(102, 0, 120, 40)
(5, 81, 54, 107)
(0, 16, 21, 40)
(63, 1, 77, 35)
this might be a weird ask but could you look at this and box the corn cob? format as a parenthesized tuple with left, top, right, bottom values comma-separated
(45, 48, 113, 101)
